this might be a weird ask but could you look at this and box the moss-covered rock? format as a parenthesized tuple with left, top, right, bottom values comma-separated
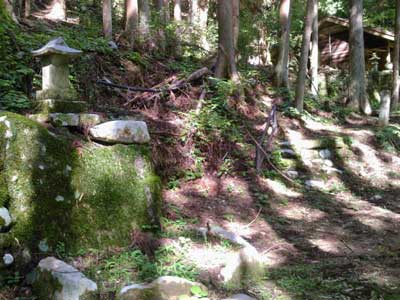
(34, 99, 88, 113)
(0, 112, 161, 258)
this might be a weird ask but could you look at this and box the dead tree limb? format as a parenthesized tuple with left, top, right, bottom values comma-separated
(255, 104, 278, 173)
(97, 67, 210, 94)
(247, 130, 301, 187)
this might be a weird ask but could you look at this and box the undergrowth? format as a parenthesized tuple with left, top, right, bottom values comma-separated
(376, 125, 400, 153)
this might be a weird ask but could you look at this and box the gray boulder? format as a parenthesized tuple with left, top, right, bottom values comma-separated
(305, 180, 326, 189)
(217, 246, 264, 289)
(33, 257, 97, 300)
(0, 207, 11, 228)
(319, 149, 332, 159)
(89, 120, 150, 144)
(119, 276, 207, 300)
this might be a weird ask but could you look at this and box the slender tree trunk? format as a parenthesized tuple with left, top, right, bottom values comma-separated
(275, 0, 291, 88)
(139, 0, 150, 37)
(47, 0, 66, 20)
(348, 0, 371, 114)
(310, 0, 318, 96)
(190, 0, 198, 24)
(215, 0, 239, 84)
(232, 0, 239, 49)
(295, 0, 315, 112)
(159, 0, 169, 24)
(102, 0, 112, 40)
(173, 0, 181, 21)
(155, 0, 168, 50)
(24, 0, 30, 18)
(190, 0, 209, 49)
(125, 0, 139, 45)
(392, 0, 400, 111)
(3, 0, 19, 23)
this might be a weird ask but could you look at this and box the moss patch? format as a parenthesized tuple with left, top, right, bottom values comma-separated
(0, 112, 161, 256)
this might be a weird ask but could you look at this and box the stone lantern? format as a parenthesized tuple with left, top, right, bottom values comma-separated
(32, 37, 87, 114)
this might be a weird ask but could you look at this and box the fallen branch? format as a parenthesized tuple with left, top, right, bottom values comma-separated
(243, 207, 262, 229)
(247, 130, 301, 188)
(255, 104, 278, 173)
(96, 80, 163, 93)
(97, 67, 210, 95)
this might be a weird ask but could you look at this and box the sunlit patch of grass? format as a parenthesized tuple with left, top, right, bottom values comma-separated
(85, 241, 199, 295)
(265, 263, 397, 300)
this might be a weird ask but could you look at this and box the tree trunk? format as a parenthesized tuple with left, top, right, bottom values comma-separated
(139, 0, 150, 37)
(24, 0, 30, 18)
(190, 0, 209, 50)
(102, 0, 112, 40)
(190, 0, 198, 24)
(46, 0, 66, 20)
(125, 0, 139, 45)
(3, 0, 19, 23)
(232, 0, 239, 49)
(348, 0, 371, 114)
(275, 0, 291, 88)
(380, 90, 391, 126)
(173, 0, 181, 21)
(214, 0, 239, 83)
(310, 0, 318, 96)
(294, 0, 315, 112)
(158, 0, 169, 24)
(392, 0, 400, 111)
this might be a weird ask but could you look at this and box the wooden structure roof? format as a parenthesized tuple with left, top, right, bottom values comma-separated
(318, 16, 394, 68)
(319, 16, 394, 42)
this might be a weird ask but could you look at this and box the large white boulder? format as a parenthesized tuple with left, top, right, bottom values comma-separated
(119, 276, 207, 300)
(89, 120, 150, 144)
(33, 257, 97, 300)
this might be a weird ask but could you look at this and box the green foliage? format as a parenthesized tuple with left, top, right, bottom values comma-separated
(267, 262, 396, 300)
(0, 91, 31, 112)
(376, 125, 400, 153)
(89, 242, 199, 292)
(167, 176, 181, 190)
(271, 150, 291, 169)
(190, 285, 208, 298)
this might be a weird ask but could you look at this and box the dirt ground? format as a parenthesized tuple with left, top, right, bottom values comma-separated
(162, 110, 400, 299)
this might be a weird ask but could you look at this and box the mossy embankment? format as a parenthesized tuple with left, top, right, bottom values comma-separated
(0, 112, 161, 262)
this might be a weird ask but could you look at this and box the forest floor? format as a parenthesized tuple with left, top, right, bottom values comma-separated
(2, 14, 400, 300)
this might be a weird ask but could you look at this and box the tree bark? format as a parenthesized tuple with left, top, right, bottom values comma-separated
(348, 0, 371, 114)
(125, 0, 139, 45)
(139, 0, 150, 37)
(190, 0, 198, 24)
(173, 0, 181, 21)
(3, 0, 20, 23)
(392, 0, 400, 111)
(295, 0, 315, 112)
(158, 0, 169, 24)
(232, 0, 239, 49)
(190, 0, 209, 50)
(102, 0, 112, 40)
(275, 0, 291, 88)
(310, 0, 318, 96)
(46, 0, 66, 20)
(24, 0, 30, 18)
(214, 0, 240, 83)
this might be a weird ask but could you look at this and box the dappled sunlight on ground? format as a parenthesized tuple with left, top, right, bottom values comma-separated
(260, 178, 301, 198)
(160, 110, 400, 298)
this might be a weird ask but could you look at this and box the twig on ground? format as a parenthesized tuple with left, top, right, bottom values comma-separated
(243, 207, 263, 229)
